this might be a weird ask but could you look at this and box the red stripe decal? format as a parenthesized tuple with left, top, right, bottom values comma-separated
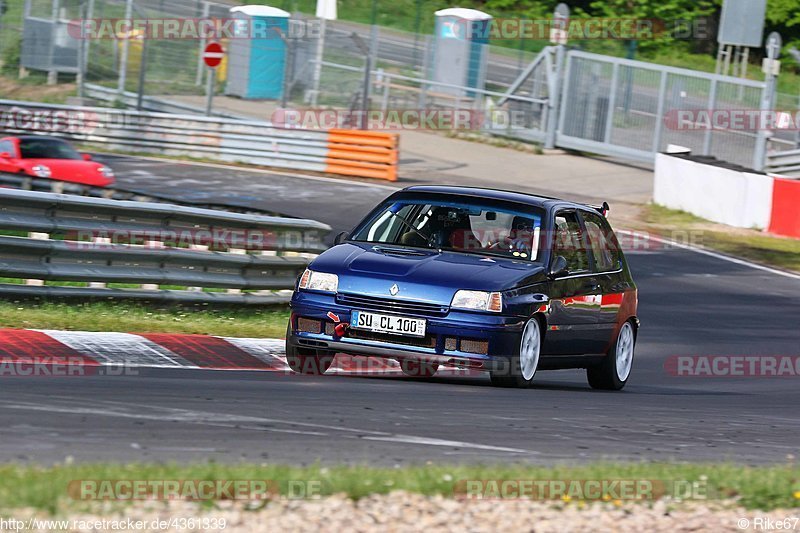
(0, 329, 99, 365)
(140, 334, 274, 370)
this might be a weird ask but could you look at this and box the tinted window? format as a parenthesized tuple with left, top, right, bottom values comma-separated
(352, 198, 545, 261)
(18, 138, 81, 160)
(553, 211, 590, 273)
(582, 211, 621, 272)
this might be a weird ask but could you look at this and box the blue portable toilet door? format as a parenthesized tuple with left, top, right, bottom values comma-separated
(246, 15, 288, 99)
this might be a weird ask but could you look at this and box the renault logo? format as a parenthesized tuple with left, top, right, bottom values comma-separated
(389, 284, 399, 296)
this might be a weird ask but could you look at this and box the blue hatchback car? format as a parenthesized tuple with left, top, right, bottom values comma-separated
(287, 186, 639, 389)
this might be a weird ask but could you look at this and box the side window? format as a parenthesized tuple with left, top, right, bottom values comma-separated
(553, 211, 590, 273)
(0, 140, 13, 155)
(581, 211, 621, 272)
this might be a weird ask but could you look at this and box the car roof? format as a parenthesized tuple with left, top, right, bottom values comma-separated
(399, 185, 588, 211)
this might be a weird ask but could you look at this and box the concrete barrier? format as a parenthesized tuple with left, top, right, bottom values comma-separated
(654, 153, 800, 238)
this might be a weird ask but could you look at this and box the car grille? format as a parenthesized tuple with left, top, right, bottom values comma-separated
(336, 293, 449, 318)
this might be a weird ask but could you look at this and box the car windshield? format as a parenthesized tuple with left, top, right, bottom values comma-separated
(351, 197, 545, 261)
(18, 138, 82, 160)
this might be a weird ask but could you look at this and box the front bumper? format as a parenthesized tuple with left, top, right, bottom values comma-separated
(288, 291, 526, 370)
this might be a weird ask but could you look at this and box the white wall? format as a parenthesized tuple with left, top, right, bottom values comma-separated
(654, 154, 774, 229)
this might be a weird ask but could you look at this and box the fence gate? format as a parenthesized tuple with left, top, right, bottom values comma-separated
(556, 50, 770, 169)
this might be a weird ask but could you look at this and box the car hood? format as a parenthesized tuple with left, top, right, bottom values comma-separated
(311, 242, 547, 304)
(20, 158, 113, 186)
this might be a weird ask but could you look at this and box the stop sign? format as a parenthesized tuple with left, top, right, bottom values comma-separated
(203, 42, 224, 68)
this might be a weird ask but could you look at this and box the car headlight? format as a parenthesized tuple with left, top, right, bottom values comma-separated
(98, 166, 115, 178)
(31, 164, 51, 178)
(298, 269, 339, 293)
(451, 290, 503, 312)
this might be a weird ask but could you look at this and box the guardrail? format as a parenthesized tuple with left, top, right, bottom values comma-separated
(0, 99, 399, 182)
(0, 188, 330, 304)
(767, 148, 800, 177)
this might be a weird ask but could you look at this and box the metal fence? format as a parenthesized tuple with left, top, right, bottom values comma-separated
(0, 99, 400, 180)
(0, 187, 329, 303)
(554, 50, 771, 168)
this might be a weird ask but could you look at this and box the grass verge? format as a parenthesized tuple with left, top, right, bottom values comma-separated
(629, 204, 800, 273)
(0, 301, 289, 338)
(0, 463, 797, 514)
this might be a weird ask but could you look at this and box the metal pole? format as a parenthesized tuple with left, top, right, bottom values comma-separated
(361, 54, 371, 129)
(83, 0, 94, 81)
(136, 34, 148, 110)
(205, 67, 215, 116)
(412, 0, 422, 73)
(309, 17, 325, 106)
(544, 45, 564, 150)
(117, 0, 133, 95)
(195, 1, 210, 85)
(76, 2, 87, 99)
(47, 0, 60, 85)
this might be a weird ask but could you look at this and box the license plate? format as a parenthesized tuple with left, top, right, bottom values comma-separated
(350, 311, 426, 337)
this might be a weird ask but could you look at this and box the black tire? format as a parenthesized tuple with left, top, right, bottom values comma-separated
(285, 327, 334, 375)
(400, 359, 439, 378)
(489, 317, 541, 388)
(587, 320, 635, 390)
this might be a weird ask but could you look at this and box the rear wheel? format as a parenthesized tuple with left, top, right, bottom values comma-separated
(587, 320, 635, 390)
(285, 328, 334, 375)
(490, 317, 541, 388)
(400, 359, 439, 378)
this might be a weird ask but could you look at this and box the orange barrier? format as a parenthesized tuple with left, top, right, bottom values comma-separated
(768, 178, 800, 239)
(325, 129, 399, 181)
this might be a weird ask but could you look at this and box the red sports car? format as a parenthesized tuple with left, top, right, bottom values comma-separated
(0, 135, 115, 186)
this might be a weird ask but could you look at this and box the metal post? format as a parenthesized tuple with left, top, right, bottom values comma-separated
(544, 45, 565, 150)
(603, 62, 619, 143)
(361, 53, 371, 129)
(309, 17, 325, 106)
(136, 34, 148, 110)
(76, 2, 87, 99)
(412, 0, 422, 72)
(702, 78, 717, 155)
(651, 70, 668, 153)
(753, 33, 781, 171)
(47, 0, 60, 85)
(117, 0, 133, 95)
(205, 67, 215, 116)
(195, 1, 210, 86)
(83, 0, 94, 82)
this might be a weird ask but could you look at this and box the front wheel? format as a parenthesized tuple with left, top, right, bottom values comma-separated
(587, 320, 635, 390)
(490, 317, 541, 388)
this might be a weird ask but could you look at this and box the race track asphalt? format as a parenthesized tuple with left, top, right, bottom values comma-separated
(0, 155, 798, 466)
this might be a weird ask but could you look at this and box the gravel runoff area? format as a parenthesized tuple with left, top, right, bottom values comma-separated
(4, 494, 798, 532)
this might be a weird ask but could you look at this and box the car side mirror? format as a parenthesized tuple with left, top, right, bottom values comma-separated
(0, 152, 10, 159)
(548, 255, 569, 279)
(334, 231, 350, 245)
(81, 153, 92, 161)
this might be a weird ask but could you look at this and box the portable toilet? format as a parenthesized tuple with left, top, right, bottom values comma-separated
(431, 8, 492, 97)
(225, 5, 290, 99)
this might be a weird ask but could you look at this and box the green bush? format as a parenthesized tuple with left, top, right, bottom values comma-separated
(0, 34, 20, 76)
